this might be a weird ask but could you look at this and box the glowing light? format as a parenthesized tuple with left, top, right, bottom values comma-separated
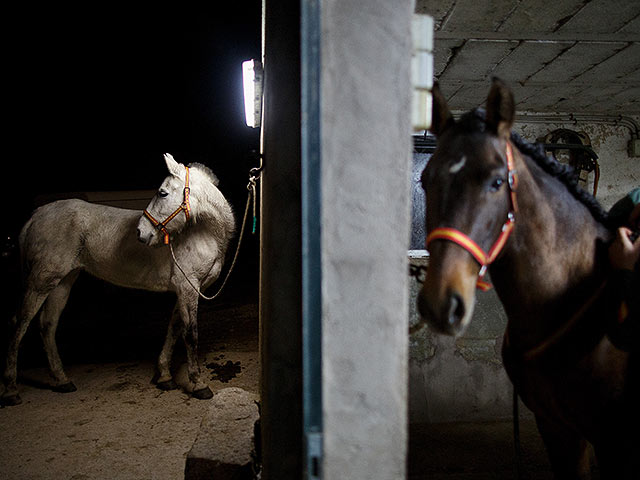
(242, 59, 263, 128)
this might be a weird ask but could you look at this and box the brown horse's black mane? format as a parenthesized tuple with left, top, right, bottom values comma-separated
(458, 109, 614, 230)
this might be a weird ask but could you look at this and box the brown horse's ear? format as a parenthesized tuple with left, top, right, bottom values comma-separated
(485, 77, 515, 139)
(430, 82, 454, 136)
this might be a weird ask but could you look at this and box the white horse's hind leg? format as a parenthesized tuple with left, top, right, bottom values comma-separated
(177, 292, 212, 399)
(2, 290, 50, 405)
(156, 303, 182, 391)
(39, 270, 79, 393)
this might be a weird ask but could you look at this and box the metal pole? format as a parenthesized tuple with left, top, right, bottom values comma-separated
(301, 0, 323, 478)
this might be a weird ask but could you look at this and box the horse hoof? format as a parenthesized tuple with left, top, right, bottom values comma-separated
(52, 382, 77, 393)
(0, 394, 22, 406)
(156, 380, 179, 391)
(192, 387, 213, 400)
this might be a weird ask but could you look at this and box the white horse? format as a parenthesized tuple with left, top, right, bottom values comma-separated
(2, 154, 235, 405)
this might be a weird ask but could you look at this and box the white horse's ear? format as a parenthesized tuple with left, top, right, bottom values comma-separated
(164, 153, 183, 177)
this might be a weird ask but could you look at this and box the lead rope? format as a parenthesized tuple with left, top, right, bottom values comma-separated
(169, 169, 260, 301)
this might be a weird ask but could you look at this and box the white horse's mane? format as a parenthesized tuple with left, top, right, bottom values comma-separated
(184, 162, 236, 247)
(188, 162, 219, 186)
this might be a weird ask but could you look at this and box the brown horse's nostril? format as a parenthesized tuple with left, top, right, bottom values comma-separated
(417, 288, 466, 335)
(447, 292, 465, 328)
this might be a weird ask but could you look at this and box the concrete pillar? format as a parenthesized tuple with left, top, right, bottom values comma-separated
(320, 1, 414, 478)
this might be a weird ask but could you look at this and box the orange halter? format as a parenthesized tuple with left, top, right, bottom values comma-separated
(426, 142, 518, 291)
(143, 167, 191, 245)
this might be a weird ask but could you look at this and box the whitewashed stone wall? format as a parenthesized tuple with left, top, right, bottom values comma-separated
(515, 119, 639, 209)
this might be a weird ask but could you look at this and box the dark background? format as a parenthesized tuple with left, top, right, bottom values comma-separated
(2, 4, 263, 365)
(4, 3, 262, 236)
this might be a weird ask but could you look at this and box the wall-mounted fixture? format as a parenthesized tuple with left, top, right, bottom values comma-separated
(629, 136, 640, 157)
(540, 129, 600, 196)
(242, 59, 263, 128)
(514, 113, 640, 160)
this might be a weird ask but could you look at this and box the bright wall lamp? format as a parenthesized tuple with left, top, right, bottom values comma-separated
(243, 59, 264, 128)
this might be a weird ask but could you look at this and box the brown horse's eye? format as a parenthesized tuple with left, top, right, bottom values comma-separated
(489, 178, 504, 192)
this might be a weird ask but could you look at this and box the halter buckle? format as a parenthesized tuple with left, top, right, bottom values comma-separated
(503, 212, 515, 231)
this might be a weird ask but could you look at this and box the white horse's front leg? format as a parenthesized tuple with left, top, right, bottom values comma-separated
(156, 304, 182, 391)
(177, 292, 212, 399)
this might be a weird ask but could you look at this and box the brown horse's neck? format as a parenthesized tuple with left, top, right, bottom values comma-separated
(490, 149, 613, 352)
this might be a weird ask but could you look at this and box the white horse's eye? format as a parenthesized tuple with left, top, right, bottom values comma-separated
(158, 190, 169, 198)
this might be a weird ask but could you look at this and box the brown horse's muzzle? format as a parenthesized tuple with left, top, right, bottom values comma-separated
(417, 247, 478, 336)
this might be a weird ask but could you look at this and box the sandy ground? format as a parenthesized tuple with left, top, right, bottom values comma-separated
(1, 362, 210, 480)
(0, 278, 259, 480)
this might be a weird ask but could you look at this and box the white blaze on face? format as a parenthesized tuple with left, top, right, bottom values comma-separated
(449, 155, 466, 174)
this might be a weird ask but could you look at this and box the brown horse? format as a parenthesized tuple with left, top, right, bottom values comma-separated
(416, 79, 636, 478)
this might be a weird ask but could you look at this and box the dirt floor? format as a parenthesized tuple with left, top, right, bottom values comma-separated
(0, 276, 259, 480)
(408, 419, 601, 480)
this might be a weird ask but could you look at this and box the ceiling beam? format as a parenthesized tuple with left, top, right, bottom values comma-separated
(435, 31, 638, 42)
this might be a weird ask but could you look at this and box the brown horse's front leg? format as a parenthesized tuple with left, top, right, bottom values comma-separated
(535, 414, 593, 479)
(592, 410, 638, 479)
(178, 294, 212, 400)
